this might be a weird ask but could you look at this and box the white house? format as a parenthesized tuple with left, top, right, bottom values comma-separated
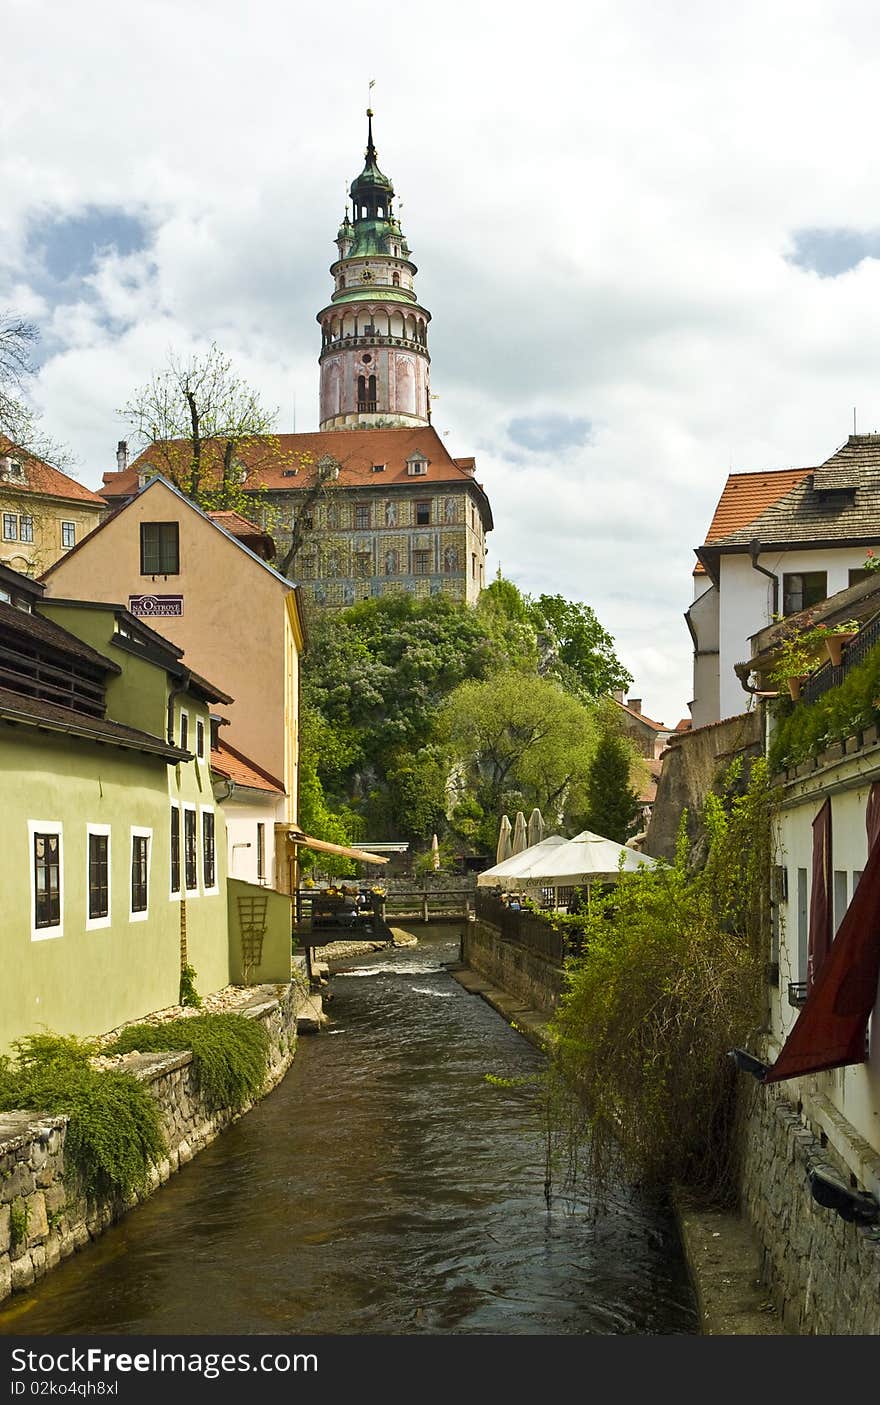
(687, 434, 880, 727)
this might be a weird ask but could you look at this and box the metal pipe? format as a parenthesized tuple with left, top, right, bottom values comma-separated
(749, 538, 779, 615)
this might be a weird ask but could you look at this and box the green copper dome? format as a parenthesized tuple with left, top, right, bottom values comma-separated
(350, 110, 395, 207)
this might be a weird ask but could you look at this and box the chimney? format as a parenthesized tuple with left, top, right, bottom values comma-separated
(627, 698, 642, 714)
(612, 690, 624, 704)
(116, 440, 128, 472)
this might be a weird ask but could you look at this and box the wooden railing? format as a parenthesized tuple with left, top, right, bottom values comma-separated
(474, 890, 567, 965)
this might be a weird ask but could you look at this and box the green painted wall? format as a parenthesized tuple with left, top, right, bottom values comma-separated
(0, 717, 230, 1054)
(227, 879, 292, 984)
(169, 698, 229, 997)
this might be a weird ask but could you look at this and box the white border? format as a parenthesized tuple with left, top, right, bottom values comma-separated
(196, 716, 205, 760)
(85, 823, 111, 931)
(129, 825, 152, 922)
(182, 803, 199, 896)
(28, 820, 63, 941)
(180, 707, 190, 752)
(60, 519, 76, 548)
(200, 805, 219, 895)
(169, 801, 182, 901)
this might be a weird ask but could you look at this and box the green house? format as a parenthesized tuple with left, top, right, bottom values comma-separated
(0, 563, 233, 1052)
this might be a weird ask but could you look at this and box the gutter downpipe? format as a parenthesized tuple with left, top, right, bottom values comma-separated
(749, 538, 778, 617)
(167, 667, 192, 746)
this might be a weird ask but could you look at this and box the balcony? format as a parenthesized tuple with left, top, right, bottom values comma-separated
(357, 400, 378, 413)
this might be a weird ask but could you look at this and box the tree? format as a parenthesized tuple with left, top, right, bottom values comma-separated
(0, 312, 70, 468)
(531, 593, 632, 699)
(579, 726, 641, 843)
(120, 344, 281, 511)
(442, 670, 598, 836)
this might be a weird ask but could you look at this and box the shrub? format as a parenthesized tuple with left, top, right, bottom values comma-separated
(0, 1034, 165, 1200)
(769, 640, 880, 771)
(108, 1014, 269, 1112)
(548, 759, 772, 1202)
(179, 964, 202, 1008)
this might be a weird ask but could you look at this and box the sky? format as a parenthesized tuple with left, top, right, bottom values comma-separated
(5, 0, 880, 726)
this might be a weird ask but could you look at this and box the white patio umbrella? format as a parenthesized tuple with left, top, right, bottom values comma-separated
(431, 833, 440, 870)
(511, 811, 528, 855)
(496, 814, 512, 864)
(527, 808, 545, 846)
(477, 834, 568, 887)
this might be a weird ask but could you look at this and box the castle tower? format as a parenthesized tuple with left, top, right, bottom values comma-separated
(317, 110, 431, 431)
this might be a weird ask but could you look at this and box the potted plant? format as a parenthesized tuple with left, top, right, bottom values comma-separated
(813, 620, 860, 667)
(770, 630, 819, 701)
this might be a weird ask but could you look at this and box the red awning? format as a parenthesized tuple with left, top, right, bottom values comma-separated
(765, 786, 880, 1084)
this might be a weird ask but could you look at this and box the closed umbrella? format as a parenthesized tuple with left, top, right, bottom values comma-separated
(527, 808, 545, 846)
(431, 833, 440, 871)
(511, 811, 528, 855)
(496, 814, 512, 864)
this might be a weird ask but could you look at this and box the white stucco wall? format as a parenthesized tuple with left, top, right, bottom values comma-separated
(716, 546, 876, 722)
(222, 799, 281, 887)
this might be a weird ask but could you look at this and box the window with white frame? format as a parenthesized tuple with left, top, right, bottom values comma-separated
(86, 825, 111, 929)
(130, 828, 151, 920)
(18, 516, 33, 543)
(61, 521, 76, 549)
(256, 823, 266, 883)
(2, 512, 16, 541)
(180, 710, 189, 752)
(183, 806, 198, 893)
(201, 808, 217, 892)
(30, 821, 63, 940)
(196, 718, 205, 759)
(170, 804, 181, 898)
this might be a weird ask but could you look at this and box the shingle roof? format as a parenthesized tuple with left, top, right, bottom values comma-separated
(0, 437, 107, 506)
(101, 427, 493, 529)
(1, 600, 119, 674)
(709, 436, 880, 551)
(614, 698, 668, 731)
(701, 466, 813, 545)
(0, 685, 186, 760)
(210, 740, 284, 794)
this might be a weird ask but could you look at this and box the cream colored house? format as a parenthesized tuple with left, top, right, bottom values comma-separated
(0, 440, 106, 576)
(41, 476, 307, 890)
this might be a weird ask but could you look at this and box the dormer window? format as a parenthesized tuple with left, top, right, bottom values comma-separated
(371, 464, 386, 473)
(406, 454, 429, 477)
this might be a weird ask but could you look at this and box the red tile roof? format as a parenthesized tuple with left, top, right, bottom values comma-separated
(701, 467, 813, 546)
(614, 698, 668, 731)
(101, 427, 492, 526)
(0, 437, 106, 506)
(211, 740, 284, 794)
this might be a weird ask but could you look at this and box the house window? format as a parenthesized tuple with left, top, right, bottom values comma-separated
(413, 550, 431, 576)
(170, 806, 181, 897)
(18, 516, 33, 543)
(180, 711, 189, 751)
(256, 823, 266, 883)
(140, 521, 179, 575)
(796, 867, 808, 980)
(202, 810, 216, 891)
(33, 829, 61, 933)
(833, 870, 848, 934)
(184, 807, 198, 892)
(355, 504, 370, 529)
(472, 553, 477, 577)
(392, 272, 400, 287)
(61, 521, 76, 548)
(355, 553, 372, 577)
(87, 830, 110, 923)
(300, 557, 316, 579)
(196, 718, 205, 760)
(371, 464, 386, 474)
(2, 513, 16, 541)
(130, 832, 150, 917)
(415, 501, 431, 526)
(783, 571, 827, 616)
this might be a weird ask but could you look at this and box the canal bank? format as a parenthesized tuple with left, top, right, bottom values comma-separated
(456, 920, 785, 1336)
(0, 978, 314, 1309)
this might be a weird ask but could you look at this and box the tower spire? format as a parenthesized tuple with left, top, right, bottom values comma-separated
(366, 106, 376, 163)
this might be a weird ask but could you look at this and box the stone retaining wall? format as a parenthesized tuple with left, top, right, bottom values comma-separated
(0, 983, 298, 1306)
(739, 1083, 880, 1334)
(463, 921, 565, 1015)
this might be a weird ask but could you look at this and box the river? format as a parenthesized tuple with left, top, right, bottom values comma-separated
(0, 928, 697, 1336)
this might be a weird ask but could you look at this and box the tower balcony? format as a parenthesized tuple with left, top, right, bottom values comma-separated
(319, 333, 430, 359)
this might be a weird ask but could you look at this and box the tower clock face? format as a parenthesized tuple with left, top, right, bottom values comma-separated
(362, 270, 373, 282)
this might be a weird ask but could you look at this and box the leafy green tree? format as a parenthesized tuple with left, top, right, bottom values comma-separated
(579, 726, 641, 843)
(442, 670, 598, 834)
(531, 593, 632, 699)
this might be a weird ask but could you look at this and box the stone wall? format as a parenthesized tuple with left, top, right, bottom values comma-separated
(463, 921, 565, 1016)
(0, 983, 298, 1306)
(646, 711, 761, 860)
(739, 1083, 880, 1334)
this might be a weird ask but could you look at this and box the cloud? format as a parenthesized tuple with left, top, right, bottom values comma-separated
(6, 0, 880, 727)
(785, 227, 880, 278)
